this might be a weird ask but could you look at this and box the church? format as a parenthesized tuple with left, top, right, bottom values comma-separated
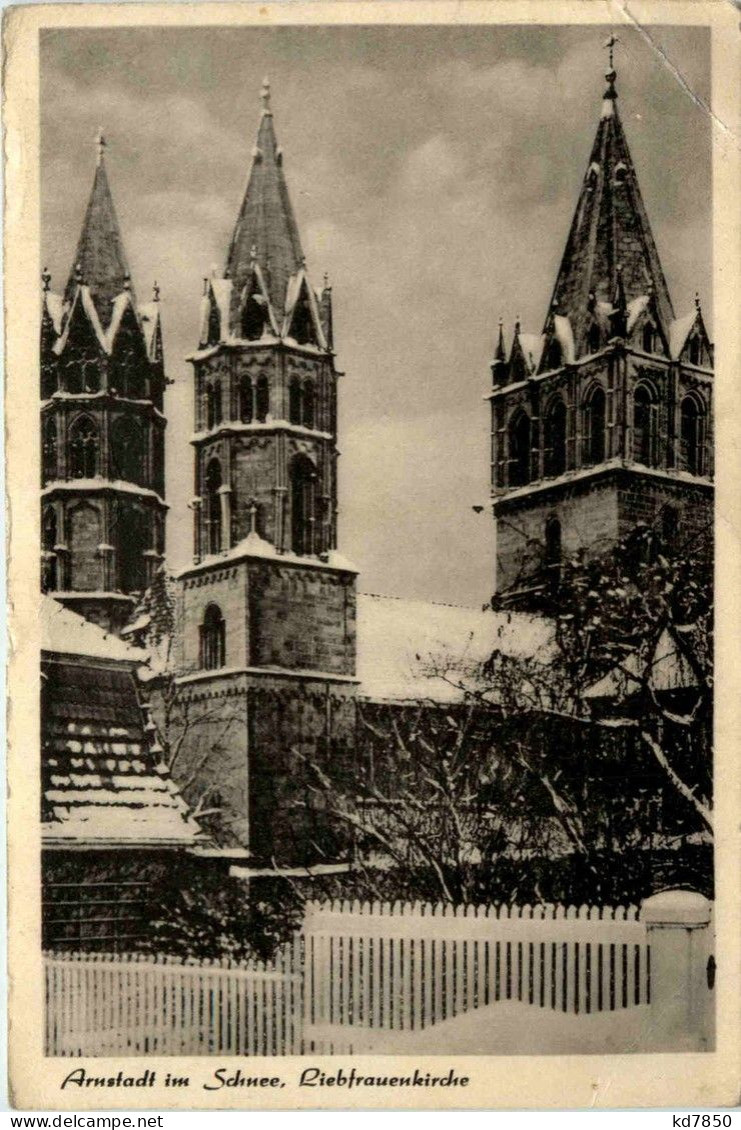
(39, 50, 713, 877)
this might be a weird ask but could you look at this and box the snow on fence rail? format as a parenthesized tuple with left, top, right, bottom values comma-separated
(44, 941, 302, 1057)
(302, 899, 650, 1053)
(44, 899, 652, 1057)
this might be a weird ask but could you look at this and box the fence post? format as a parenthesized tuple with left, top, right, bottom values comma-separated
(640, 889, 714, 1052)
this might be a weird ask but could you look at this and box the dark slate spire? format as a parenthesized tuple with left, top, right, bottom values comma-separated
(64, 131, 135, 324)
(224, 79, 304, 321)
(545, 44, 674, 356)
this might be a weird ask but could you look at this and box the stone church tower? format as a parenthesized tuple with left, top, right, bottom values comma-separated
(174, 82, 358, 861)
(41, 135, 167, 634)
(489, 51, 713, 607)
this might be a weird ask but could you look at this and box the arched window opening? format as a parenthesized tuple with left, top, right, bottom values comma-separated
(688, 336, 701, 366)
(642, 323, 654, 354)
(545, 517, 562, 581)
(42, 507, 58, 592)
(302, 382, 315, 429)
(587, 323, 601, 354)
(289, 378, 301, 425)
(213, 383, 222, 427)
(200, 603, 226, 670)
(111, 416, 145, 485)
(256, 375, 269, 423)
(544, 399, 567, 478)
(633, 384, 657, 467)
(291, 295, 314, 346)
(290, 454, 316, 556)
(508, 411, 531, 487)
(239, 374, 253, 424)
(614, 162, 627, 184)
(583, 386, 606, 466)
(68, 416, 98, 478)
(662, 505, 679, 550)
(205, 384, 215, 430)
(680, 396, 704, 475)
(42, 418, 58, 482)
(241, 294, 264, 341)
(116, 505, 148, 594)
(546, 338, 561, 371)
(205, 458, 222, 554)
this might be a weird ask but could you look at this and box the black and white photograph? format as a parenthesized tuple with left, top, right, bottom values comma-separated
(6, 1, 740, 1110)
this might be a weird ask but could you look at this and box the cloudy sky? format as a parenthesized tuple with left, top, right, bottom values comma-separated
(41, 24, 711, 607)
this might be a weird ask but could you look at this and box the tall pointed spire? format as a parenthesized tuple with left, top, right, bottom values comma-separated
(545, 43, 674, 356)
(64, 132, 135, 323)
(224, 81, 304, 320)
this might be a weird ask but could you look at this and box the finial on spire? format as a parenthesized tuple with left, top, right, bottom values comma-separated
(514, 315, 521, 335)
(152, 280, 160, 303)
(494, 317, 506, 364)
(247, 499, 259, 535)
(323, 271, 330, 290)
(203, 276, 209, 296)
(695, 291, 702, 311)
(74, 261, 83, 285)
(123, 272, 131, 292)
(261, 77, 271, 113)
(250, 243, 258, 267)
(96, 129, 106, 166)
(602, 34, 619, 111)
(42, 267, 51, 293)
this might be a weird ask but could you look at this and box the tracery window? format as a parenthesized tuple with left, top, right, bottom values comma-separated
(544, 398, 567, 478)
(68, 416, 98, 478)
(583, 386, 606, 466)
(680, 395, 705, 476)
(290, 454, 316, 555)
(239, 374, 254, 424)
(508, 410, 531, 487)
(256, 375, 269, 423)
(633, 384, 657, 467)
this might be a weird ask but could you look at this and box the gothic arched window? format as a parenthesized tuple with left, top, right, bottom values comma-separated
(544, 398, 567, 478)
(68, 503, 100, 591)
(633, 383, 657, 467)
(256, 375, 269, 423)
(205, 458, 222, 554)
(241, 293, 264, 341)
(688, 336, 701, 366)
(68, 415, 98, 478)
(205, 383, 222, 430)
(302, 382, 315, 429)
(239, 374, 253, 424)
(289, 378, 301, 425)
(42, 417, 58, 482)
(583, 385, 606, 466)
(200, 603, 226, 670)
(290, 454, 316, 556)
(508, 410, 531, 487)
(545, 516, 562, 582)
(42, 507, 58, 592)
(680, 395, 705, 475)
(111, 416, 145, 485)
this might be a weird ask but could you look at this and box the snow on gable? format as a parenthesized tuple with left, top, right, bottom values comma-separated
(626, 294, 650, 334)
(44, 292, 65, 335)
(138, 301, 161, 357)
(553, 315, 575, 364)
(518, 333, 545, 374)
(669, 311, 698, 361)
(356, 593, 554, 703)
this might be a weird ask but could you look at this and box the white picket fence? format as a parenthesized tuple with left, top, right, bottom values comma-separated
(44, 892, 713, 1056)
(302, 899, 649, 1053)
(44, 940, 302, 1057)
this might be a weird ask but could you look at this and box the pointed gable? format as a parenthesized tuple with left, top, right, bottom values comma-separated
(64, 139, 135, 326)
(546, 64, 674, 357)
(224, 81, 304, 322)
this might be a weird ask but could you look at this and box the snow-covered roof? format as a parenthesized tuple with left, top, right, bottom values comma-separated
(179, 529, 358, 580)
(44, 291, 65, 335)
(355, 593, 554, 703)
(583, 627, 700, 701)
(41, 595, 147, 663)
(669, 311, 699, 360)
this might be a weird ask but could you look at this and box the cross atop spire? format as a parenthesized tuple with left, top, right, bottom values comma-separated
(96, 128, 106, 166)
